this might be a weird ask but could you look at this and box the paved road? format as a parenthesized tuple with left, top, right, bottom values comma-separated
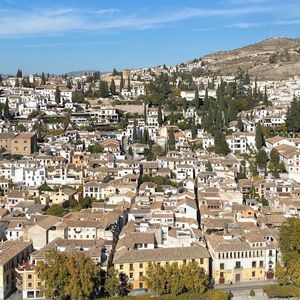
(215, 280, 277, 291)
(232, 289, 268, 300)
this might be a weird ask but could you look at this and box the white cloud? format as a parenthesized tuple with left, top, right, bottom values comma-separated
(276, 19, 300, 25)
(226, 22, 267, 28)
(0, 3, 297, 38)
(93, 9, 120, 15)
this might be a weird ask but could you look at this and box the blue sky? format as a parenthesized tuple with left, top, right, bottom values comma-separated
(0, 0, 300, 74)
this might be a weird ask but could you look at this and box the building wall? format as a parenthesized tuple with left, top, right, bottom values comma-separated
(114, 258, 209, 290)
(0, 243, 32, 300)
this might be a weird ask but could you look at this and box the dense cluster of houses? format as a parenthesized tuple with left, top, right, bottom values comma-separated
(0, 70, 298, 299)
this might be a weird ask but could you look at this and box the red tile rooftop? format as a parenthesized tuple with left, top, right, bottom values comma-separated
(17, 260, 34, 271)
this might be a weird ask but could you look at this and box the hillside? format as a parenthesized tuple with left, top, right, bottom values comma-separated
(200, 37, 300, 80)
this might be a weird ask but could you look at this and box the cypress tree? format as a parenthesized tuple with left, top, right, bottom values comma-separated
(237, 116, 244, 132)
(55, 86, 60, 104)
(41, 72, 46, 85)
(99, 80, 109, 98)
(263, 86, 268, 106)
(67, 79, 72, 89)
(214, 130, 230, 155)
(120, 73, 124, 91)
(3, 98, 10, 119)
(144, 103, 147, 123)
(203, 87, 209, 111)
(168, 128, 176, 150)
(16, 69, 22, 78)
(255, 123, 265, 150)
(127, 76, 131, 90)
(195, 88, 201, 109)
(286, 97, 300, 132)
(191, 117, 197, 139)
(132, 118, 138, 142)
(110, 79, 116, 95)
(158, 105, 163, 126)
(170, 109, 175, 125)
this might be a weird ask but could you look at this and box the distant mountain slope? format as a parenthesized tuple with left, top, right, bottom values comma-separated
(200, 37, 300, 80)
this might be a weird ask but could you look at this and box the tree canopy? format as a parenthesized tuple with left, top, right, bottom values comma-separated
(277, 218, 300, 286)
(36, 252, 100, 300)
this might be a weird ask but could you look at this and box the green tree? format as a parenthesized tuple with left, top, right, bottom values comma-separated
(181, 261, 208, 294)
(127, 75, 131, 90)
(263, 86, 269, 106)
(191, 117, 197, 139)
(145, 263, 167, 296)
(132, 118, 138, 142)
(112, 68, 119, 76)
(207, 161, 213, 172)
(120, 73, 124, 90)
(278, 218, 300, 286)
(249, 289, 255, 297)
(65, 253, 99, 300)
(158, 105, 163, 125)
(270, 148, 280, 164)
(16, 69, 23, 78)
(55, 86, 61, 104)
(66, 79, 72, 89)
(255, 123, 265, 150)
(3, 98, 10, 119)
(41, 72, 46, 85)
(88, 143, 103, 153)
(46, 204, 67, 217)
(214, 130, 230, 155)
(104, 267, 120, 297)
(286, 97, 300, 132)
(36, 252, 99, 300)
(99, 80, 109, 98)
(168, 128, 176, 150)
(110, 79, 116, 95)
(195, 87, 201, 109)
(128, 146, 133, 156)
(256, 149, 268, 170)
(237, 116, 244, 132)
(35, 252, 70, 300)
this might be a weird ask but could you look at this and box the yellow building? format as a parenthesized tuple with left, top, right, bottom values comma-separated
(113, 244, 210, 290)
(206, 230, 277, 285)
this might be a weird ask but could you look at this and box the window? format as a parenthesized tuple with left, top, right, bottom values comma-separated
(139, 263, 143, 268)
(252, 261, 256, 268)
(259, 261, 264, 267)
(139, 272, 143, 278)
(220, 263, 224, 270)
(28, 283, 32, 287)
(200, 258, 204, 264)
(120, 265, 123, 270)
(129, 264, 134, 271)
(252, 271, 256, 277)
(28, 274, 32, 279)
(129, 272, 133, 279)
(235, 261, 241, 269)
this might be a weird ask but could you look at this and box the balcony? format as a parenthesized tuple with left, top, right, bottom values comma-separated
(234, 265, 243, 270)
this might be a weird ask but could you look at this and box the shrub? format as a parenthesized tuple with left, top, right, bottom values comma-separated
(263, 285, 300, 298)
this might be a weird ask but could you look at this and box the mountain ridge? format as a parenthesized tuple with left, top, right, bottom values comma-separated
(198, 37, 300, 80)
